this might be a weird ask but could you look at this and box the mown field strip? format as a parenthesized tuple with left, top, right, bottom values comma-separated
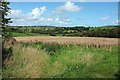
(14, 36, 119, 46)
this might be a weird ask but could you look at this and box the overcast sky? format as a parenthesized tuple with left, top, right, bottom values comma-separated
(7, 1, 118, 27)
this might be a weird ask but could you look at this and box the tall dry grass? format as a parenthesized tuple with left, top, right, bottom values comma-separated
(14, 36, 119, 47)
(3, 43, 68, 78)
(3, 44, 50, 78)
(3, 42, 119, 78)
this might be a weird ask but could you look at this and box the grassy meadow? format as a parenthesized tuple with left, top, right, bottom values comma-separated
(3, 42, 119, 78)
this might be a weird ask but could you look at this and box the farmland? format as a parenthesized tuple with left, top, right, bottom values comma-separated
(3, 26, 119, 78)
(2, 25, 119, 78)
(1, 1, 119, 79)
(2, 35, 119, 78)
(7, 25, 119, 38)
(3, 42, 119, 78)
(14, 36, 118, 47)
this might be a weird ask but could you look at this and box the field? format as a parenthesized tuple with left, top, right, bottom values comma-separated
(7, 25, 119, 38)
(12, 32, 63, 37)
(3, 36, 119, 78)
(2, 19, 120, 79)
(12, 32, 50, 37)
(14, 36, 118, 47)
(2, 1, 119, 79)
(3, 26, 119, 78)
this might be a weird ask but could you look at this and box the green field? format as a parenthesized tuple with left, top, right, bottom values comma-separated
(3, 42, 119, 78)
(12, 32, 63, 37)
(12, 32, 50, 37)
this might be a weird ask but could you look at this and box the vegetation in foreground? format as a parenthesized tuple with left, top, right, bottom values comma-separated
(3, 42, 119, 78)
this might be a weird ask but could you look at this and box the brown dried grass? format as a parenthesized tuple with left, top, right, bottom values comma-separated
(14, 36, 119, 47)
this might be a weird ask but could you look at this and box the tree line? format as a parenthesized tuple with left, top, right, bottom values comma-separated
(7, 25, 120, 38)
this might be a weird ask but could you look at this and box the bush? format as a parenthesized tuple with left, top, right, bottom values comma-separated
(41, 43, 62, 55)
(49, 32, 56, 36)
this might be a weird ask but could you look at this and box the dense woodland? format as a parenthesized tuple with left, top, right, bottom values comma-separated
(4, 25, 120, 38)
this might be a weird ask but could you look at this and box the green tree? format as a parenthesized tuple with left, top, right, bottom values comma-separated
(0, 0, 12, 38)
(1, 0, 16, 63)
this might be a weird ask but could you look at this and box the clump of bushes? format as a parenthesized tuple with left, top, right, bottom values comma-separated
(49, 32, 56, 36)
(41, 43, 62, 55)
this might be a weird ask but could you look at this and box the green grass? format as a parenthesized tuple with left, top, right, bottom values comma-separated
(55, 34, 63, 36)
(12, 32, 50, 37)
(12, 32, 63, 37)
(3, 42, 119, 78)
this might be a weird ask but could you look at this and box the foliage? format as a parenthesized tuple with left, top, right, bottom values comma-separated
(8, 25, 119, 38)
(1, 1, 12, 37)
(1, 1, 16, 65)
(2, 42, 119, 78)
(49, 32, 56, 36)
(34, 43, 66, 55)
(0, 1, 12, 26)
(0, 1, 12, 38)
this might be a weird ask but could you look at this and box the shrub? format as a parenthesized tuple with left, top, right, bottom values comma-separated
(49, 32, 56, 36)
(41, 43, 62, 55)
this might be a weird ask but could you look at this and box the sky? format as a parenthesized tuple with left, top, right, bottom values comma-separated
(7, 1, 119, 27)
(7, 0, 120, 2)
